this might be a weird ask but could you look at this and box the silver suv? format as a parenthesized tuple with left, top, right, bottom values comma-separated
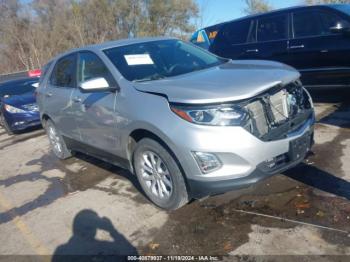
(37, 37, 315, 210)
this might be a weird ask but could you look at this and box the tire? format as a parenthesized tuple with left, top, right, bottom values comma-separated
(1, 114, 13, 135)
(133, 138, 189, 210)
(45, 119, 72, 159)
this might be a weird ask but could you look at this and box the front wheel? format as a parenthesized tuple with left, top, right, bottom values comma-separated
(45, 119, 72, 159)
(1, 114, 13, 135)
(133, 138, 189, 210)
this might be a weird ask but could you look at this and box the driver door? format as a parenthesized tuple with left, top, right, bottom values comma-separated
(288, 8, 350, 86)
(71, 51, 119, 154)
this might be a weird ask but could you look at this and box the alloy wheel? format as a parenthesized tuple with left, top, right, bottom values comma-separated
(140, 151, 173, 200)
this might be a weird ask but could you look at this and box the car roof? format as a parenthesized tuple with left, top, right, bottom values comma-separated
(204, 4, 340, 28)
(202, 22, 228, 31)
(55, 36, 177, 60)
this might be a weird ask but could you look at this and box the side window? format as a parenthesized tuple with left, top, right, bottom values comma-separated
(318, 11, 350, 34)
(219, 19, 253, 45)
(49, 54, 76, 88)
(257, 14, 288, 42)
(293, 10, 349, 38)
(77, 52, 116, 87)
(293, 11, 322, 38)
(39, 61, 53, 85)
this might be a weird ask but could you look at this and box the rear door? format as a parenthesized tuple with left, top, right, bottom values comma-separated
(71, 51, 119, 154)
(289, 8, 350, 86)
(211, 13, 290, 63)
(45, 54, 80, 139)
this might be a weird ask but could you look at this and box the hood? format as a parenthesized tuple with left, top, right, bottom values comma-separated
(133, 60, 300, 104)
(1, 92, 36, 109)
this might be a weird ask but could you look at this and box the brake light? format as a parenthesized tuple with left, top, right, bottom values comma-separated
(28, 69, 41, 77)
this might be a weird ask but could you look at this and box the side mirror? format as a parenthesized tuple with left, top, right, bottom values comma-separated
(79, 77, 119, 92)
(330, 23, 350, 34)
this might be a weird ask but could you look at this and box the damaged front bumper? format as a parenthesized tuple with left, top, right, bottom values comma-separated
(186, 114, 315, 198)
(169, 82, 315, 198)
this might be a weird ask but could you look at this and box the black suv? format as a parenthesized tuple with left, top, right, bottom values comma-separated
(207, 4, 350, 88)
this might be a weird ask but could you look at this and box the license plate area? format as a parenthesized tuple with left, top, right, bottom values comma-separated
(288, 132, 312, 161)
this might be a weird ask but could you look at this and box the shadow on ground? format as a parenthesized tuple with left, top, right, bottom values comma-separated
(52, 209, 138, 262)
(285, 163, 350, 200)
(0, 152, 148, 224)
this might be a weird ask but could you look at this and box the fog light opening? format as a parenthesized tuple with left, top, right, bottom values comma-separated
(193, 152, 222, 174)
(264, 154, 287, 169)
(14, 121, 25, 126)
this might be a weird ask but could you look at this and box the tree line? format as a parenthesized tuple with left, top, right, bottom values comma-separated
(0, 0, 198, 75)
(1, 0, 350, 75)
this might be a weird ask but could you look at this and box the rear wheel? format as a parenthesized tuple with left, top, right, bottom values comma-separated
(45, 119, 72, 159)
(133, 138, 189, 210)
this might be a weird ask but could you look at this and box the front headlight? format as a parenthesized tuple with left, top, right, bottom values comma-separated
(4, 104, 26, 114)
(171, 104, 250, 126)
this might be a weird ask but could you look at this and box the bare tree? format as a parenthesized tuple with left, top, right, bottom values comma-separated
(243, 0, 273, 15)
(140, 0, 198, 38)
(196, 0, 212, 29)
(0, 0, 199, 74)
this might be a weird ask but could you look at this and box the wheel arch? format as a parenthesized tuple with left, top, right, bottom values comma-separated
(127, 128, 190, 189)
(41, 113, 51, 127)
(128, 128, 176, 163)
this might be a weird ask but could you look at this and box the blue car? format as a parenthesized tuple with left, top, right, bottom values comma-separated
(0, 78, 41, 135)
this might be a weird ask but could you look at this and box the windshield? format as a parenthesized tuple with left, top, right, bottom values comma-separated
(103, 39, 225, 82)
(332, 4, 350, 16)
(0, 79, 37, 97)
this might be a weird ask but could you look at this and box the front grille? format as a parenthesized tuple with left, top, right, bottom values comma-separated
(243, 81, 313, 141)
(22, 103, 39, 112)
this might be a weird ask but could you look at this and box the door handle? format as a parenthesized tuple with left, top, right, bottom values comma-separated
(45, 92, 53, 97)
(289, 45, 305, 49)
(246, 49, 259, 53)
(73, 97, 82, 103)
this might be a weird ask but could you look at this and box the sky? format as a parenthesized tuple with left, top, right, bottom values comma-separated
(196, 0, 304, 28)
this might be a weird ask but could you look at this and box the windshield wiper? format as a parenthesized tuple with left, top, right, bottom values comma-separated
(134, 74, 166, 83)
